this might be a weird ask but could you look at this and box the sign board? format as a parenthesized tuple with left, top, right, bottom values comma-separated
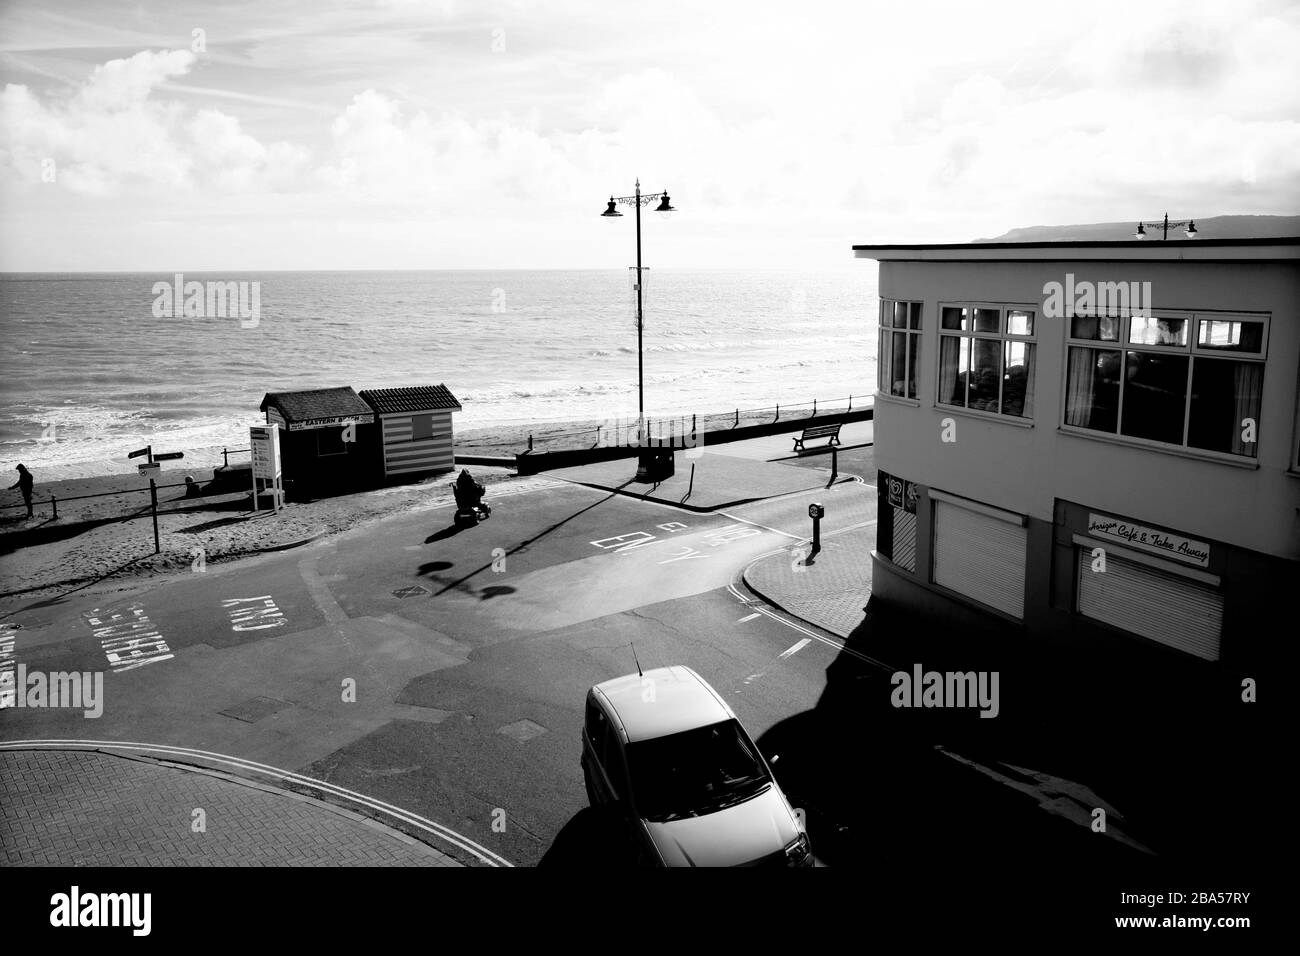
(128, 446, 151, 460)
(808, 503, 825, 519)
(266, 406, 286, 428)
(286, 414, 373, 432)
(1087, 513, 1210, 568)
(250, 425, 281, 480)
(153, 451, 184, 462)
(904, 481, 918, 514)
(137, 462, 160, 477)
(886, 473, 904, 510)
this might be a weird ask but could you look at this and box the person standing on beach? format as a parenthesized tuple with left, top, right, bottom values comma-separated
(10, 464, 34, 518)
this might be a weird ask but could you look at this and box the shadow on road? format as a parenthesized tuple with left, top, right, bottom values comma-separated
(538, 805, 638, 868)
(426, 487, 625, 599)
(754, 598, 1267, 884)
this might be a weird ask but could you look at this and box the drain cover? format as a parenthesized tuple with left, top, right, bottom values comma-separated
(219, 696, 290, 723)
(392, 585, 430, 599)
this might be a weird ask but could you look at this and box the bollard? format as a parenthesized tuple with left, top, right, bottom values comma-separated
(51, 495, 58, 520)
(831, 444, 839, 483)
(527, 433, 534, 453)
(812, 398, 817, 417)
(150, 478, 160, 554)
(848, 394, 852, 413)
(775, 403, 780, 422)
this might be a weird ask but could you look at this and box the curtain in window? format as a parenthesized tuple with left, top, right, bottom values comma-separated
(1064, 347, 1096, 428)
(938, 336, 967, 406)
(1231, 362, 1263, 457)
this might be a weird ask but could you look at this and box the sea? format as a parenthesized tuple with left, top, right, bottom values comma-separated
(0, 269, 880, 480)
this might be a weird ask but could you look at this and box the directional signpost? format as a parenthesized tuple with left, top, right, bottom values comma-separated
(128, 445, 183, 475)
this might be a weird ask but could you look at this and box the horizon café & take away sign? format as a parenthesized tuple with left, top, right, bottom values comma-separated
(1086, 513, 1210, 568)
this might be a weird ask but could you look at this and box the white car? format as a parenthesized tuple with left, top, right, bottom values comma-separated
(581, 665, 812, 867)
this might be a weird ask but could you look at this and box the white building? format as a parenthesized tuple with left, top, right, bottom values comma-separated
(854, 238, 1299, 666)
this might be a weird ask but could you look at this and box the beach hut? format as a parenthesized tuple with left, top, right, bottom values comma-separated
(359, 384, 462, 479)
(259, 386, 377, 497)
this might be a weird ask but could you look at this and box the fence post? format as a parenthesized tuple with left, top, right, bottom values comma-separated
(595, 424, 601, 447)
(734, 408, 739, 428)
(222, 447, 229, 468)
(528, 433, 534, 453)
(848, 394, 852, 413)
(51, 495, 58, 520)
(812, 398, 817, 417)
(149, 478, 160, 554)
(775, 403, 780, 422)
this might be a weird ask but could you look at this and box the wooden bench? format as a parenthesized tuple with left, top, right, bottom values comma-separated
(792, 422, 842, 453)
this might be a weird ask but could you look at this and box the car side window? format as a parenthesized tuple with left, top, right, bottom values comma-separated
(585, 698, 603, 745)
(600, 723, 626, 799)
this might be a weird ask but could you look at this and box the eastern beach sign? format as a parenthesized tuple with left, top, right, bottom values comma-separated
(286, 414, 372, 432)
(1086, 513, 1210, 568)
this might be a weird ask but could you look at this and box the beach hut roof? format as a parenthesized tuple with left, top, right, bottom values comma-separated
(359, 384, 463, 415)
(259, 386, 373, 422)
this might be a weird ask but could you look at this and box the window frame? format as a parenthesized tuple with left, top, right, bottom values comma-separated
(1062, 309, 1269, 462)
(935, 301, 1039, 422)
(877, 298, 923, 403)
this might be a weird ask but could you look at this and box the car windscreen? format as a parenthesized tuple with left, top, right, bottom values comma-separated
(625, 719, 771, 822)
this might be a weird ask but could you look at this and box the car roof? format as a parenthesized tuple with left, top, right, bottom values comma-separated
(593, 665, 734, 743)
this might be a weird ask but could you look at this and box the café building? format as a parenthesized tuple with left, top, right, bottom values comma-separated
(854, 237, 1299, 666)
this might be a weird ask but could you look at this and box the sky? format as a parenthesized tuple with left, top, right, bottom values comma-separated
(0, 0, 1297, 271)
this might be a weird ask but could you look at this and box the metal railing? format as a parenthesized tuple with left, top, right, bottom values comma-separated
(509, 394, 868, 455)
(1, 478, 207, 553)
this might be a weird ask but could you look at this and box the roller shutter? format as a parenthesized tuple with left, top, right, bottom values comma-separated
(932, 497, 1027, 619)
(1076, 548, 1222, 661)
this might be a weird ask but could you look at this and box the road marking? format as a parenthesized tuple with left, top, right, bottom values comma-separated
(743, 672, 764, 685)
(0, 630, 15, 708)
(778, 638, 811, 660)
(725, 582, 892, 671)
(0, 739, 512, 867)
(84, 603, 174, 673)
(736, 612, 760, 624)
(221, 595, 286, 632)
(716, 512, 802, 541)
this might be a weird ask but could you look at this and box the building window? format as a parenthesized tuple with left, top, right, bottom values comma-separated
(411, 414, 434, 441)
(936, 304, 1036, 418)
(1065, 312, 1267, 459)
(878, 300, 922, 400)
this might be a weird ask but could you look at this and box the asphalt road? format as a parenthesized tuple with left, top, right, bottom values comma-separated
(0, 473, 881, 866)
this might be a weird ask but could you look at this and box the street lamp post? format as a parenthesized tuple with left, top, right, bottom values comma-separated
(602, 179, 675, 479)
(1135, 213, 1197, 240)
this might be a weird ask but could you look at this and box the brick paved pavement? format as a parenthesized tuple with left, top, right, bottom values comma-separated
(742, 525, 874, 638)
(0, 749, 460, 866)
